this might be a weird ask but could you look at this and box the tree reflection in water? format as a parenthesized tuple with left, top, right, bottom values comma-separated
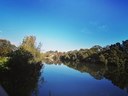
(62, 61, 128, 93)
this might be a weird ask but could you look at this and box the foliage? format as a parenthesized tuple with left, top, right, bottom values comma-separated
(0, 39, 16, 56)
(43, 51, 63, 63)
(60, 46, 102, 62)
(0, 36, 43, 96)
(0, 57, 8, 64)
(0, 57, 8, 72)
(0, 48, 43, 96)
(60, 40, 128, 67)
(20, 36, 42, 63)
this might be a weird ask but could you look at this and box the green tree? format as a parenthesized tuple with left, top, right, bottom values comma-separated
(20, 36, 42, 62)
(1, 48, 42, 96)
(99, 54, 106, 64)
(0, 39, 16, 57)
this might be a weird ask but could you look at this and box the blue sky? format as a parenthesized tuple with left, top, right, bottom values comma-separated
(0, 0, 128, 52)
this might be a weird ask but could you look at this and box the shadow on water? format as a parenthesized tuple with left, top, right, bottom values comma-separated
(0, 49, 43, 96)
(63, 61, 128, 92)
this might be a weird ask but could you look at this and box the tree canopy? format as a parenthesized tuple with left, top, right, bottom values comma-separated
(0, 39, 16, 57)
(20, 36, 42, 63)
(60, 40, 128, 67)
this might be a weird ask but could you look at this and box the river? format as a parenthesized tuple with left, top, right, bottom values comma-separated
(32, 63, 128, 96)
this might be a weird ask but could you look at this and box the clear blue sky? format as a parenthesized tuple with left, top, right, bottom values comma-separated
(0, 0, 128, 52)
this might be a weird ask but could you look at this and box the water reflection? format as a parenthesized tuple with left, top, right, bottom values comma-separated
(42, 59, 128, 93)
(0, 53, 43, 96)
(63, 61, 128, 92)
(37, 62, 128, 96)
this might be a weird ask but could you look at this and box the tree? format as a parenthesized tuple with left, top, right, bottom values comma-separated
(20, 36, 42, 62)
(99, 54, 106, 64)
(91, 45, 102, 52)
(0, 39, 16, 56)
(1, 48, 42, 96)
(60, 39, 128, 68)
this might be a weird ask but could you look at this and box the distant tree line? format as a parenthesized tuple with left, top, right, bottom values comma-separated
(42, 50, 63, 64)
(60, 40, 128, 68)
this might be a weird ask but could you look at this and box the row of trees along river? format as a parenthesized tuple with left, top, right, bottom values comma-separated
(60, 40, 128, 68)
(43, 39, 128, 94)
(0, 35, 128, 96)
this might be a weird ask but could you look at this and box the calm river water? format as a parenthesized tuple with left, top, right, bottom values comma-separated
(33, 63, 128, 96)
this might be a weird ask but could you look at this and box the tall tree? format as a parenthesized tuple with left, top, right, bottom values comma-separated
(20, 36, 42, 62)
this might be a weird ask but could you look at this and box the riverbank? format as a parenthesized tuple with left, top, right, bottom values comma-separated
(0, 85, 8, 96)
